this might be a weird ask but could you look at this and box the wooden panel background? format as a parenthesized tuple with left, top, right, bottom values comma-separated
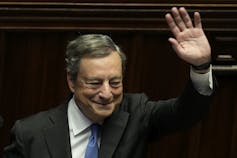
(0, 1, 237, 158)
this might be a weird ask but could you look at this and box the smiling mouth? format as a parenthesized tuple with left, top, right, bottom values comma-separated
(93, 101, 113, 106)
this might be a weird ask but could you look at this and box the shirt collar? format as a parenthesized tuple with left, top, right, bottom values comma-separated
(68, 96, 92, 136)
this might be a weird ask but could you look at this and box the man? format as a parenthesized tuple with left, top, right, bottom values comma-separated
(3, 7, 215, 158)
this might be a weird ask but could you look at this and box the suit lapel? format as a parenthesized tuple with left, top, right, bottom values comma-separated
(42, 94, 129, 158)
(99, 105, 129, 158)
(43, 104, 72, 158)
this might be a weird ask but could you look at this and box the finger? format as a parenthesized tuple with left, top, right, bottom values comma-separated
(194, 12, 202, 29)
(171, 7, 186, 31)
(168, 38, 183, 55)
(165, 13, 180, 37)
(179, 7, 193, 28)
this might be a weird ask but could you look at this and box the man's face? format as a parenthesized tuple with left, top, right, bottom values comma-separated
(67, 51, 123, 123)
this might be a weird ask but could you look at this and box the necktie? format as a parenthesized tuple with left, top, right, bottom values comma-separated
(85, 124, 99, 158)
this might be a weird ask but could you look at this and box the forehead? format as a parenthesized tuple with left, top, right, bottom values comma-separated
(79, 52, 122, 78)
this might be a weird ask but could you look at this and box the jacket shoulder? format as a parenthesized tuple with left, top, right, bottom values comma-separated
(12, 104, 67, 135)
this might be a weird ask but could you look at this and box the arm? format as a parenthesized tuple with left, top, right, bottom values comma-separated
(3, 121, 27, 158)
(147, 8, 216, 136)
(147, 79, 216, 138)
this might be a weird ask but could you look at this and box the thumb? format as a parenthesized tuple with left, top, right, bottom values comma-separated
(168, 38, 183, 55)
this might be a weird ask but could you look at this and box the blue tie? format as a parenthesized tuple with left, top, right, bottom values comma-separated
(85, 124, 99, 158)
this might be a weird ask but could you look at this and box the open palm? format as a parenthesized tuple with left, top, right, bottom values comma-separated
(165, 7, 211, 66)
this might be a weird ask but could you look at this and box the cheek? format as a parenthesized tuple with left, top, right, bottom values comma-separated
(74, 87, 99, 101)
(81, 89, 99, 98)
(77, 86, 123, 100)
(112, 87, 123, 98)
(112, 88, 123, 106)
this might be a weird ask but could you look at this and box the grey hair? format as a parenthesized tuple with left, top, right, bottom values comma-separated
(65, 34, 127, 81)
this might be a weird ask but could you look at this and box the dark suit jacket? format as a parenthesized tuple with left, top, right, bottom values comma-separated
(3, 80, 215, 158)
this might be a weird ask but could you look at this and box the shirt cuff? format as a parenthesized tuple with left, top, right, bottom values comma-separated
(190, 65, 213, 96)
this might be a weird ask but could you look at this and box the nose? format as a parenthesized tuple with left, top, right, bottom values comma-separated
(99, 82, 113, 101)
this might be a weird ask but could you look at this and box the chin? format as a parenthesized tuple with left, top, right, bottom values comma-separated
(91, 101, 118, 117)
(100, 111, 114, 118)
(96, 106, 115, 116)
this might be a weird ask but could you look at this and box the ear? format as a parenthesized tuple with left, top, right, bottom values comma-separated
(67, 73, 75, 93)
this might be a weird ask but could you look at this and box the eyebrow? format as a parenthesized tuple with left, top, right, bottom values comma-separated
(84, 76, 122, 81)
(110, 77, 122, 80)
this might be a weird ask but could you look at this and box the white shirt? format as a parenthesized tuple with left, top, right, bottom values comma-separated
(68, 67, 214, 158)
(190, 65, 213, 96)
(68, 97, 93, 158)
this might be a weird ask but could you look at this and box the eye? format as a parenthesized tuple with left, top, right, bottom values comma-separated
(86, 81, 102, 88)
(110, 81, 122, 88)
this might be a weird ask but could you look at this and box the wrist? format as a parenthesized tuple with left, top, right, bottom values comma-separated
(192, 61, 211, 70)
(191, 61, 211, 74)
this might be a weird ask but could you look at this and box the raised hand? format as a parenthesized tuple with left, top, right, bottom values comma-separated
(165, 7, 211, 67)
